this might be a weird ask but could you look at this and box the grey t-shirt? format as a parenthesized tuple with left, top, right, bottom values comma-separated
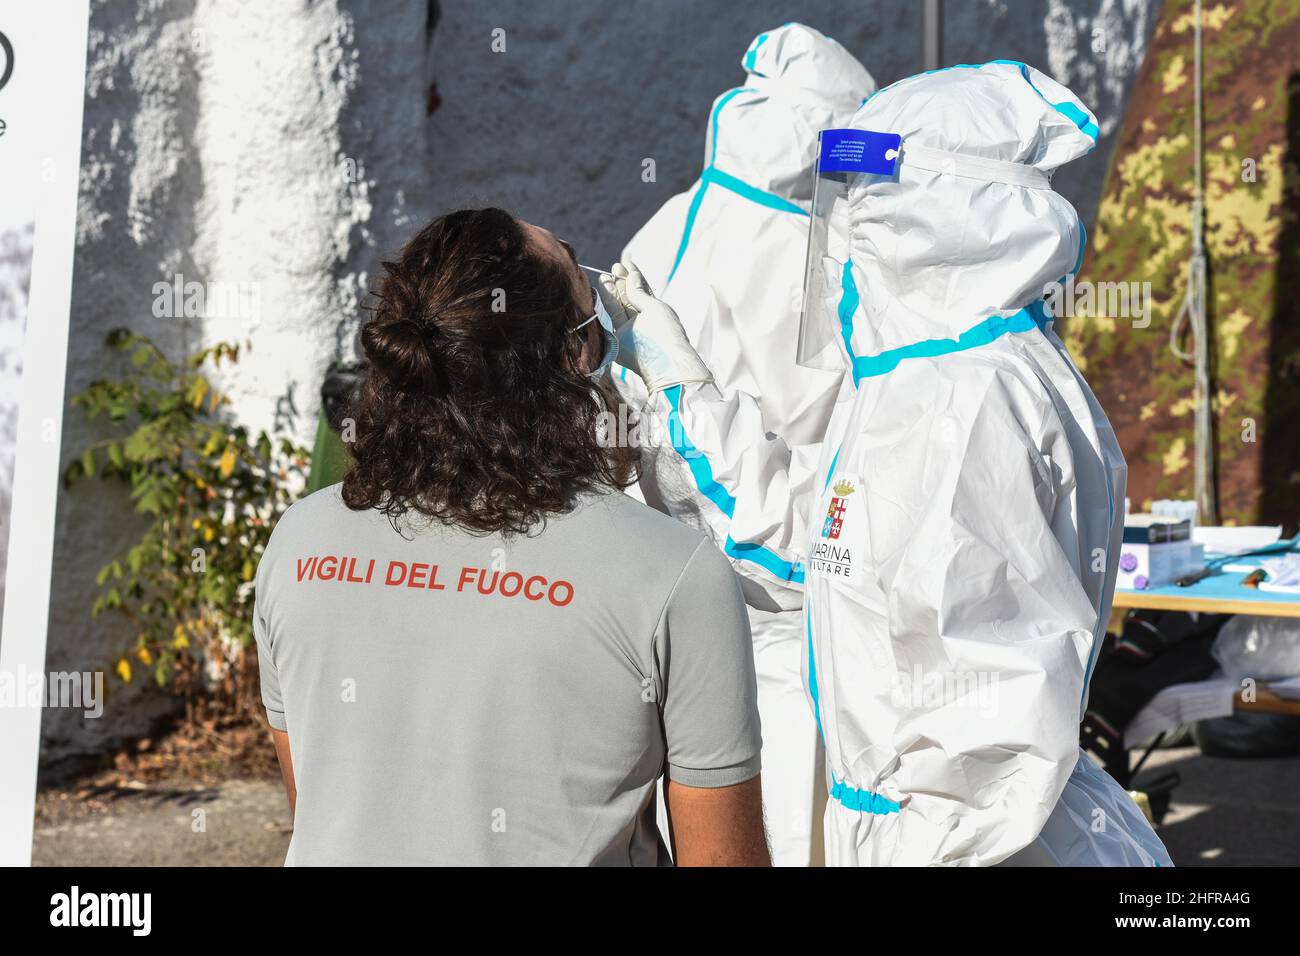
(254, 484, 761, 866)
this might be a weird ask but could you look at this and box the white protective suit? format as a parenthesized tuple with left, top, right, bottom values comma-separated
(615, 24, 876, 866)
(627, 61, 1173, 866)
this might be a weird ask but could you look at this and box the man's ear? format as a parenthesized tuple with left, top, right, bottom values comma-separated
(562, 326, 589, 375)
(572, 323, 599, 375)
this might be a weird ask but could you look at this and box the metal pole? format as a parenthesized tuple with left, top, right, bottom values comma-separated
(923, 0, 943, 71)
(1191, 0, 1217, 525)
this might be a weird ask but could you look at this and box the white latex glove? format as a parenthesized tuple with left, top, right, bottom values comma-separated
(598, 258, 713, 393)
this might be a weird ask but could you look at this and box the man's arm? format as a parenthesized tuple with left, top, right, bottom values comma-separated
(270, 728, 296, 817)
(665, 776, 770, 866)
(656, 540, 768, 865)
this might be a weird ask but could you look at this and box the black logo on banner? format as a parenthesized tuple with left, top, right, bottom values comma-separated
(0, 31, 13, 92)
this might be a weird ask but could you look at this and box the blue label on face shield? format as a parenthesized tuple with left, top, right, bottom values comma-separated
(817, 129, 901, 175)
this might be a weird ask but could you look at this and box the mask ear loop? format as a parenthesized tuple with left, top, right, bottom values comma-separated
(571, 264, 621, 377)
(569, 264, 608, 333)
(569, 313, 598, 334)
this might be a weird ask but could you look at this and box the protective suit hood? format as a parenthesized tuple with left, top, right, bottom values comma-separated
(842, 61, 1098, 356)
(706, 24, 877, 207)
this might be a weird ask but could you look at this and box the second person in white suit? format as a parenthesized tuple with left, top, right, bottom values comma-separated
(603, 61, 1173, 866)
(613, 23, 876, 866)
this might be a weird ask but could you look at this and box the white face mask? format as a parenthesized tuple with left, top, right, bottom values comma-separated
(571, 269, 620, 378)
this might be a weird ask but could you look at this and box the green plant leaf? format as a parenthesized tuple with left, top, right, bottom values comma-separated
(65, 329, 313, 701)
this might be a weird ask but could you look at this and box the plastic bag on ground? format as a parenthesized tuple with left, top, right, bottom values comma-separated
(1211, 615, 1300, 682)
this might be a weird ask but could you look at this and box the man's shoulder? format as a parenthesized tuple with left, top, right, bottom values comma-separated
(280, 481, 345, 518)
(566, 489, 709, 563)
(267, 483, 365, 545)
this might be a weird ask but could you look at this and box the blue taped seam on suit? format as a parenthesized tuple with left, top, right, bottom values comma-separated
(666, 180, 711, 286)
(1080, 467, 1116, 707)
(823, 446, 841, 489)
(862, 59, 1098, 143)
(709, 87, 750, 166)
(660, 301, 1049, 584)
(663, 385, 804, 584)
(850, 302, 1047, 384)
(663, 385, 733, 513)
(838, 261, 860, 365)
(832, 780, 901, 814)
(743, 32, 768, 72)
(940, 60, 1099, 142)
(666, 166, 806, 286)
(983, 59, 1099, 141)
(1068, 185, 1110, 707)
(1079, 384, 1117, 707)
(806, 609, 900, 815)
(805, 607, 826, 740)
(702, 166, 806, 216)
(814, 445, 899, 815)
(1050, 213, 1089, 294)
(1074, 215, 1088, 275)
(666, 86, 805, 286)
(725, 536, 803, 583)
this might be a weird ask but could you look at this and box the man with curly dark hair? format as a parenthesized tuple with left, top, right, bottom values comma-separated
(253, 208, 769, 866)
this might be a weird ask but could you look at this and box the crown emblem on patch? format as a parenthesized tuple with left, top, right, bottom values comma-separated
(832, 479, 855, 497)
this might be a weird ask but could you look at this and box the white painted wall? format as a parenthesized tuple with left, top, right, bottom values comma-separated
(35, 0, 1159, 767)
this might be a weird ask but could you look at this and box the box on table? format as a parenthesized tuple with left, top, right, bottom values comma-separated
(1117, 517, 1205, 590)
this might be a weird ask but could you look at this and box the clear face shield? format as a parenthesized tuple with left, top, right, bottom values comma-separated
(797, 129, 901, 370)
